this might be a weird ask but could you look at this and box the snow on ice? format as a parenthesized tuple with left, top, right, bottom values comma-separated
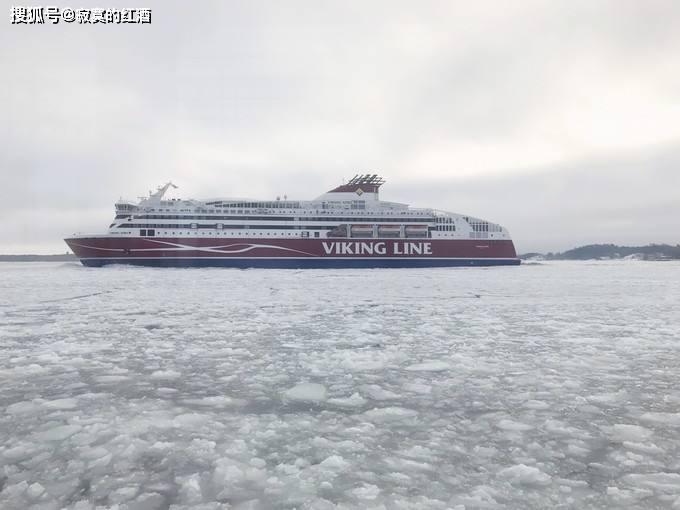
(0, 260, 680, 508)
(283, 383, 328, 402)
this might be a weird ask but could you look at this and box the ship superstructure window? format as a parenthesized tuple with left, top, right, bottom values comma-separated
(463, 217, 502, 238)
(434, 216, 456, 231)
(134, 213, 434, 223)
(205, 200, 302, 209)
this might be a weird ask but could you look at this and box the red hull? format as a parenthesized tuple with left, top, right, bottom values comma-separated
(65, 236, 519, 267)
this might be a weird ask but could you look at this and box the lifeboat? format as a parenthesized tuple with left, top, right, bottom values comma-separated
(378, 225, 401, 237)
(350, 224, 374, 238)
(405, 224, 428, 238)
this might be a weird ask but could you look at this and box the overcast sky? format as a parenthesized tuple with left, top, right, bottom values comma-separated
(2, 0, 679, 253)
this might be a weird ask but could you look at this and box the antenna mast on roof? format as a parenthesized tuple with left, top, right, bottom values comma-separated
(148, 182, 178, 202)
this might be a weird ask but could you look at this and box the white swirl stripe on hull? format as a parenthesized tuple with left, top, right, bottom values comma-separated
(69, 240, 318, 257)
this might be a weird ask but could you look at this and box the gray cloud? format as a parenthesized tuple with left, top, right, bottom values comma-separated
(389, 142, 680, 253)
(1, 0, 679, 253)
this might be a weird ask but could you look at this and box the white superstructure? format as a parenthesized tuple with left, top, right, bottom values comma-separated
(107, 175, 511, 242)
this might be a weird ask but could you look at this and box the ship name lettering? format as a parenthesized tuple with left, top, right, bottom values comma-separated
(321, 241, 431, 256)
(393, 242, 432, 255)
(321, 241, 387, 255)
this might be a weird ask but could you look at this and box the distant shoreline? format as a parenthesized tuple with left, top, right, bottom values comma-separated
(520, 243, 680, 261)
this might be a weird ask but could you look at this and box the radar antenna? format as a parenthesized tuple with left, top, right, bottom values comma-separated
(346, 174, 386, 187)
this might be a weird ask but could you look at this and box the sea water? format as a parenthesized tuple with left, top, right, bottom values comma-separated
(1, 261, 679, 509)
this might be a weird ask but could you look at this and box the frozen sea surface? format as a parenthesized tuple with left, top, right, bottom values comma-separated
(1, 261, 680, 509)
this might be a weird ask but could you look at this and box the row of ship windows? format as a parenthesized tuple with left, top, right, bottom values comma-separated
(131, 206, 433, 215)
(116, 223, 460, 232)
(117, 223, 336, 230)
(467, 222, 502, 232)
(132, 229, 469, 239)
(121, 214, 436, 222)
(204, 200, 368, 210)
(138, 229, 322, 238)
(203, 201, 302, 209)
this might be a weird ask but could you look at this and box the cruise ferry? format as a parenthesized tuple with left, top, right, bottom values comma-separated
(64, 175, 520, 267)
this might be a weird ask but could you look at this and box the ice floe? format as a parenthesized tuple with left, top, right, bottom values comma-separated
(498, 464, 552, 486)
(1, 260, 679, 508)
(283, 382, 328, 402)
(404, 360, 450, 371)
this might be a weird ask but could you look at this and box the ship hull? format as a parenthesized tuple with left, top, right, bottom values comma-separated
(65, 237, 520, 268)
(77, 257, 520, 268)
